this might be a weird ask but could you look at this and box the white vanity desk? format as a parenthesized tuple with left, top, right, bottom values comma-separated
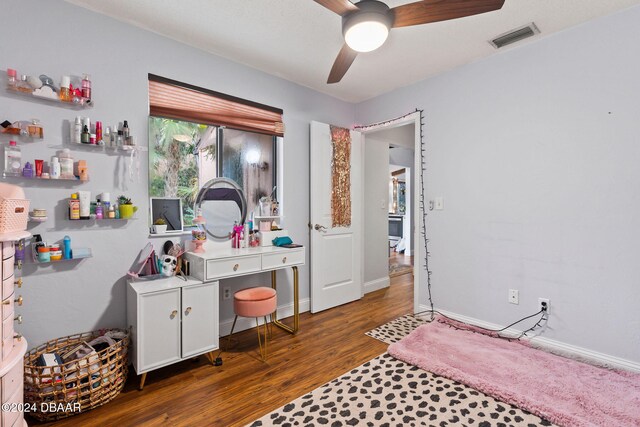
(184, 244, 305, 334)
(128, 244, 304, 390)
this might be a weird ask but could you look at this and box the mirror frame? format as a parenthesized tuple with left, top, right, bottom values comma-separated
(194, 177, 247, 240)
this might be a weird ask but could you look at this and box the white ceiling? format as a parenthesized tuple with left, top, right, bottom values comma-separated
(65, 0, 640, 103)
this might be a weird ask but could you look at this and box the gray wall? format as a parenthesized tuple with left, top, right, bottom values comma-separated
(2, 0, 354, 347)
(357, 6, 640, 363)
(363, 138, 389, 286)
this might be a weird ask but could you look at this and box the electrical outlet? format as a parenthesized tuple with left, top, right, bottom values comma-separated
(508, 289, 519, 304)
(538, 298, 550, 314)
(223, 287, 231, 300)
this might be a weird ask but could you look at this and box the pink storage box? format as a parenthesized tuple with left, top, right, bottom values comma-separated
(0, 183, 29, 233)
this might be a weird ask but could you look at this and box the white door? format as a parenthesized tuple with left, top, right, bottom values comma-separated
(182, 282, 219, 358)
(310, 121, 363, 313)
(139, 288, 181, 372)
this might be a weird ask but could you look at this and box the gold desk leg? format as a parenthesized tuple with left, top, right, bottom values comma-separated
(271, 266, 299, 334)
(139, 372, 147, 391)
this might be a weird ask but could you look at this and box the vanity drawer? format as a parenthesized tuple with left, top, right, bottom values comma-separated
(2, 257, 14, 280)
(2, 276, 14, 301)
(262, 249, 305, 270)
(1, 386, 23, 427)
(2, 316, 14, 360)
(2, 242, 15, 260)
(1, 357, 22, 400)
(2, 292, 14, 321)
(206, 255, 261, 280)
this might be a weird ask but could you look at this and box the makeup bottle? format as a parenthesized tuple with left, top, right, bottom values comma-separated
(108, 205, 115, 219)
(81, 74, 91, 101)
(103, 127, 111, 147)
(59, 75, 71, 102)
(122, 120, 130, 138)
(96, 201, 103, 220)
(96, 121, 102, 143)
(63, 236, 71, 259)
(50, 157, 61, 179)
(81, 125, 90, 144)
(72, 116, 82, 143)
(22, 162, 33, 178)
(77, 160, 88, 181)
(117, 129, 123, 147)
(69, 193, 80, 220)
(59, 149, 74, 179)
(78, 190, 91, 219)
(4, 141, 21, 176)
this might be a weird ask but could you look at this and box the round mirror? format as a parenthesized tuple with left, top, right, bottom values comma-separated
(195, 178, 247, 240)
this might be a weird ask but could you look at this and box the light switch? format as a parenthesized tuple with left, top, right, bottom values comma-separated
(435, 197, 444, 210)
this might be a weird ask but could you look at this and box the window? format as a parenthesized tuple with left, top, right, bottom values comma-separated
(149, 118, 278, 227)
(148, 75, 283, 228)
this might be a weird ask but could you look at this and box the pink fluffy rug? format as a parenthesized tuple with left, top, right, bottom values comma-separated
(388, 317, 640, 427)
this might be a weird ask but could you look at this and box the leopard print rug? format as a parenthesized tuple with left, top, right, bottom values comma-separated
(365, 314, 430, 344)
(248, 353, 554, 427)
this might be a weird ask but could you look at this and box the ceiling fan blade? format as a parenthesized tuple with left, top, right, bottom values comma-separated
(313, 0, 359, 16)
(327, 44, 358, 84)
(391, 0, 505, 28)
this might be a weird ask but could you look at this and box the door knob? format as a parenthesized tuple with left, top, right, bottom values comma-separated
(170, 310, 178, 318)
(282, 257, 287, 264)
(314, 224, 327, 232)
(185, 307, 192, 315)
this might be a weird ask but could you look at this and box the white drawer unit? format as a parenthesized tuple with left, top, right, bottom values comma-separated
(205, 254, 261, 281)
(127, 277, 219, 390)
(0, 231, 30, 427)
(262, 248, 305, 270)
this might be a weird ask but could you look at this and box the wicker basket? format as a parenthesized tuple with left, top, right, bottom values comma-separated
(24, 329, 129, 422)
(0, 197, 29, 233)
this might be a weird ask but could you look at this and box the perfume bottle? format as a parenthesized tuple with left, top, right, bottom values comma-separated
(17, 75, 32, 93)
(6, 69, 17, 90)
(122, 120, 130, 138)
(59, 75, 71, 102)
(95, 121, 102, 144)
(81, 74, 91, 101)
(27, 119, 43, 139)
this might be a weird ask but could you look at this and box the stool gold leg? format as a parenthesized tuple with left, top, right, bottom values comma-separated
(139, 372, 147, 391)
(256, 317, 267, 361)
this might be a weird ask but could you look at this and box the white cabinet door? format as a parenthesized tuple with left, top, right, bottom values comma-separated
(139, 288, 181, 372)
(182, 282, 218, 358)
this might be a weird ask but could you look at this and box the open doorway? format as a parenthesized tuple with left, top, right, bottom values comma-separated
(362, 122, 416, 293)
(389, 163, 413, 277)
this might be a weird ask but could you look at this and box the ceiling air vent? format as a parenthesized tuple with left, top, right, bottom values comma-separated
(489, 23, 540, 49)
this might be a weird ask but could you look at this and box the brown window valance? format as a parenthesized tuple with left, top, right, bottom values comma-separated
(148, 74, 284, 137)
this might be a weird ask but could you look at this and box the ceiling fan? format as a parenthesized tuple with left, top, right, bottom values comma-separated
(314, 0, 506, 83)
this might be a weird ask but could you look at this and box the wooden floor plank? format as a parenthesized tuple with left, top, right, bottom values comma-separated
(33, 273, 413, 427)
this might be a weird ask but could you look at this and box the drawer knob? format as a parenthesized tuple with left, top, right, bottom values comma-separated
(2, 300, 9, 305)
(14, 315, 23, 324)
(14, 333, 22, 341)
(233, 264, 239, 271)
(15, 278, 23, 288)
(15, 295, 23, 306)
(185, 306, 192, 315)
(170, 310, 178, 318)
(282, 257, 287, 263)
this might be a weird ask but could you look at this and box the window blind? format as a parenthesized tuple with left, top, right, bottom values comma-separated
(148, 74, 284, 137)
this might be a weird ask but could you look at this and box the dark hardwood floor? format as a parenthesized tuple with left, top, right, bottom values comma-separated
(35, 273, 414, 427)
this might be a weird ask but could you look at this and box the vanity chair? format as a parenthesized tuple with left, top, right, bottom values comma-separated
(231, 286, 277, 361)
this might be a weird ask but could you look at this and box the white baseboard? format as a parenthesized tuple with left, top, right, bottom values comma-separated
(220, 298, 310, 336)
(364, 277, 390, 294)
(418, 305, 640, 373)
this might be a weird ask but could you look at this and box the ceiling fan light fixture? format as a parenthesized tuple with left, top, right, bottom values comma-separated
(342, 0, 392, 53)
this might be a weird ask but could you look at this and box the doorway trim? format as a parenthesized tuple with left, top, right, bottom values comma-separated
(357, 111, 422, 313)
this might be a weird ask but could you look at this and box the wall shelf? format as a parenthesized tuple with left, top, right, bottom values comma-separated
(4, 68, 93, 109)
(31, 246, 92, 264)
(2, 175, 87, 183)
(67, 143, 146, 154)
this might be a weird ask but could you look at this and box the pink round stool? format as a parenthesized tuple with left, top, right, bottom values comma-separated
(229, 287, 277, 361)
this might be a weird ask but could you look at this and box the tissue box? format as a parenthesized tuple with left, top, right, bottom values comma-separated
(258, 229, 288, 247)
